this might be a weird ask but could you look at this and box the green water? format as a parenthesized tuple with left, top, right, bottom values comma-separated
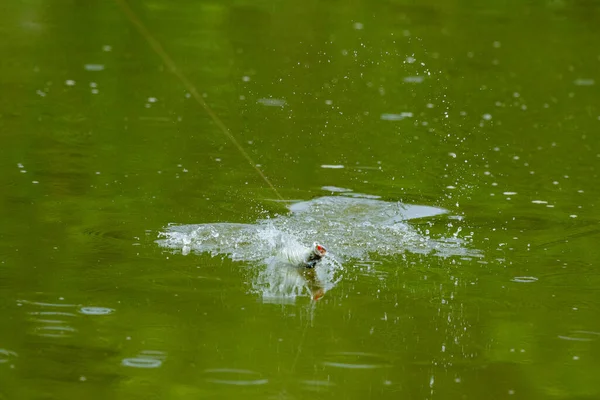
(1, 0, 600, 398)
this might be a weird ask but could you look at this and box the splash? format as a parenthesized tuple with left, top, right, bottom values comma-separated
(157, 196, 479, 302)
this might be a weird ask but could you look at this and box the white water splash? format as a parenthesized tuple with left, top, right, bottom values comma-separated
(157, 196, 479, 301)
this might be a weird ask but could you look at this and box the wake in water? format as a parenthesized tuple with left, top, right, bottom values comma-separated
(157, 195, 480, 302)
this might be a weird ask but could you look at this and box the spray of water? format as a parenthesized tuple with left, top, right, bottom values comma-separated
(157, 196, 480, 302)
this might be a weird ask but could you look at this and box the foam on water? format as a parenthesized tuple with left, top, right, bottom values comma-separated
(157, 196, 480, 301)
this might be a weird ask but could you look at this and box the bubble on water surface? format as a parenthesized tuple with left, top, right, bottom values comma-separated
(157, 196, 479, 300)
(204, 368, 268, 385)
(320, 164, 344, 169)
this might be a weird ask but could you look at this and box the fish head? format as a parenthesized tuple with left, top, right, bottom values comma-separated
(313, 242, 327, 257)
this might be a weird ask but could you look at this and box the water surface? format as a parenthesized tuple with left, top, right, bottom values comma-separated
(1, 1, 599, 399)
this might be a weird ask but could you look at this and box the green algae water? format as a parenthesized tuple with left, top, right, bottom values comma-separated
(1, 1, 600, 399)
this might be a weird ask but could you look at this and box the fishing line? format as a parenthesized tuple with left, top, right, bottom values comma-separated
(114, 0, 284, 201)
(116, 3, 318, 370)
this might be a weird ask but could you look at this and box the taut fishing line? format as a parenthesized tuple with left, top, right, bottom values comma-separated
(115, 0, 312, 370)
(114, 0, 284, 201)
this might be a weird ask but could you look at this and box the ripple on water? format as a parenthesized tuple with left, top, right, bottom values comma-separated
(203, 368, 269, 386)
(79, 306, 115, 316)
(299, 379, 336, 392)
(28, 311, 76, 317)
(17, 299, 77, 308)
(511, 276, 539, 283)
(34, 325, 76, 338)
(301, 379, 335, 387)
(121, 358, 162, 368)
(122, 351, 166, 369)
(322, 352, 392, 369)
(0, 349, 18, 364)
(19, 300, 79, 338)
(558, 331, 600, 342)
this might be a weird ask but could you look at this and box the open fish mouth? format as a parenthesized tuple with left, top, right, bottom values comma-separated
(314, 243, 327, 257)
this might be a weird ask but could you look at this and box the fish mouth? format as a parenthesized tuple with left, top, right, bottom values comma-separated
(314, 243, 327, 257)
